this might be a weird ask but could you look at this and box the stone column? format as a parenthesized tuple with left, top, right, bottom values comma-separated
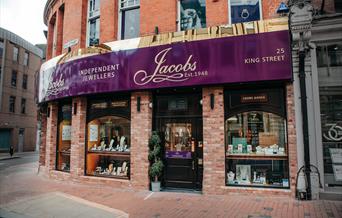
(202, 87, 225, 194)
(45, 102, 58, 171)
(130, 92, 152, 189)
(70, 97, 87, 177)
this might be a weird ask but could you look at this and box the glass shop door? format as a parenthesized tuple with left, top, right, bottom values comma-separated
(156, 117, 203, 190)
(153, 90, 203, 190)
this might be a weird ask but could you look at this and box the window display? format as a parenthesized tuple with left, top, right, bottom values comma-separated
(225, 111, 289, 188)
(86, 97, 131, 179)
(56, 103, 72, 172)
(179, 0, 206, 31)
(224, 88, 289, 188)
(226, 111, 287, 157)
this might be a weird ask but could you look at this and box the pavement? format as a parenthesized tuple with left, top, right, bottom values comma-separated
(0, 152, 342, 218)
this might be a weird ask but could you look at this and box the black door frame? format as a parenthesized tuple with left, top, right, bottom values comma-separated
(152, 89, 203, 190)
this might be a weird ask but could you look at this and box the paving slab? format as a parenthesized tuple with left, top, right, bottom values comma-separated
(0, 192, 128, 218)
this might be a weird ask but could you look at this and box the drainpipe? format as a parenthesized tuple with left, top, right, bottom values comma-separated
(298, 40, 311, 199)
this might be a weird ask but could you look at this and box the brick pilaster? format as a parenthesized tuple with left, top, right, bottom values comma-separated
(45, 102, 58, 171)
(39, 112, 47, 166)
(70, 97, 87, 177)
(202, 87, 225, 195)
(286, 83, 298, 197)
(130, 92, 152, 189)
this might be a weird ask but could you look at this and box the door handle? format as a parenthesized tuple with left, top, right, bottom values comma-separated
(192, 160, 195, 170)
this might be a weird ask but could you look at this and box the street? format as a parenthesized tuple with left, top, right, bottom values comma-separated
(0, 152, 342, 218)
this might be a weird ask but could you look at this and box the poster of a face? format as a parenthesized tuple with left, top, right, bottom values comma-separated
(180, 0, 206, 31)
(230, 0, 260, 24)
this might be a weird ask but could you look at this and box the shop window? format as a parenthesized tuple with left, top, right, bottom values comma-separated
(225, 111, 289, 187)
(87, 0, 100, 46)
(224, 89, 289, 188)
(23, 51, 29, 66)
(86, 97, 131, 179)
(119, 0, 140, 39)
(11, 70, 17, 87)
(229, 0, 262, 24)
(13, 46, 19, 62)
(178, 0, 206, 31)
(56, 103, 72, 172)
(9, 96, 16, 113)
(22, 74, 28, 89)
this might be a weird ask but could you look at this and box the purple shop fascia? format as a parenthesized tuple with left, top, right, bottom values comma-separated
(38, 30, 292, 103)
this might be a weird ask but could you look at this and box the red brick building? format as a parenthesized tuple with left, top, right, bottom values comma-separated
(38, 0, 339, 197)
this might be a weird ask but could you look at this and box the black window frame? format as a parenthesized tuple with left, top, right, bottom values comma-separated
(22, 74, 28, 89)
(9, 96, 16, 113)
(11, 70, 17, 87)
(21, 98, 26, 114)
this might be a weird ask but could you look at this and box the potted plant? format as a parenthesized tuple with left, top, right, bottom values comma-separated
(148, 131, 164, 192)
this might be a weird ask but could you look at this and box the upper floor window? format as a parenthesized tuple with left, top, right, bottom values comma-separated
(88, 0, 100, 46)
(119, 0, 140, 39)
(22, 74, 28, 89)
(11, 70, 17, 87)
(179, 0, 206, 31)
(0, 40, 4, 58)
(230, 0, 262, 24)
(21, 98, 26, 114)
(9, 96, 16, 113)
(13, 46, 19, 62)
(317, 43, 342, 68)
(24, 51, 29, 66)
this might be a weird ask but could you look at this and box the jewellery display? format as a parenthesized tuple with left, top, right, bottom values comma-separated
(86, 114, 131, 179)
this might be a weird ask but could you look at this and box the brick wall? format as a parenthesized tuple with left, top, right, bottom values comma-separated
(70, 97, 87, 177)
(39, 113, 47, 166)
(206, 0, 229, 26)
(140, 0, 177, 36)
(202, 87, 225, 195)
(286, 83, 298, 197)
(45, 102, 58, 170)
(130, 92, 152, 189)
(100, 0, 118, 43)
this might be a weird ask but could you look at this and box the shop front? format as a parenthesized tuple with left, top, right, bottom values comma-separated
(39, 28, 296, 195)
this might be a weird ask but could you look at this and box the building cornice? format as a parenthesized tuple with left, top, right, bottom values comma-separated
(43, 0, 57, 25)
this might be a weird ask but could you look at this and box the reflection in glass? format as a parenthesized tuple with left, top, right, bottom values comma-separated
(89, 18, 100, 46)
(165, 123, 192, 152)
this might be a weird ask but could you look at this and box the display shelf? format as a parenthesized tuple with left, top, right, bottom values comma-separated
(58, 150, 71, 156)
(90, 173, 129, 180)
(88, 150, 130, 158)
(226, 153, 288, 160)
(226, 183, 288, 189)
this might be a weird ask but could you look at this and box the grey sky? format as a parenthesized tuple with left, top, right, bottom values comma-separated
(0, 0, 47, 45)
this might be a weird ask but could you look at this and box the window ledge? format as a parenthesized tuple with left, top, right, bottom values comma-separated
(220, 185, 291, 192)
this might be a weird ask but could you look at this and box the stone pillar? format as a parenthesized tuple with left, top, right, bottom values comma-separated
(45, 102, 58, 171)
(202, 87, 225, 194)
(39, 112, 47, 166)
(70, 97, 87, 177)
(130, 92, 152, 189)
(286, 83, 299, 197)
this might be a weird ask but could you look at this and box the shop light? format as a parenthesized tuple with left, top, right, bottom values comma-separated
(137, 96, 141, 112)
(210, 93, 214, 110)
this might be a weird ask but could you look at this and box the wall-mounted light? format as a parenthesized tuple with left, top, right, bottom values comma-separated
(73, 103, 77, 115)
(200, 99, 203, 105)
(276, 2, 289, 16)
(154, 26, 159, 35)
(47, 107, 50, 117)
(137, 96, 141, 112)
(149, 102, 153, 109)
(210, 94, 214, 110)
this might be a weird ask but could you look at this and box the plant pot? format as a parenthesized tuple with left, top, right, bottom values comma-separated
(151, 181, 161, 192)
